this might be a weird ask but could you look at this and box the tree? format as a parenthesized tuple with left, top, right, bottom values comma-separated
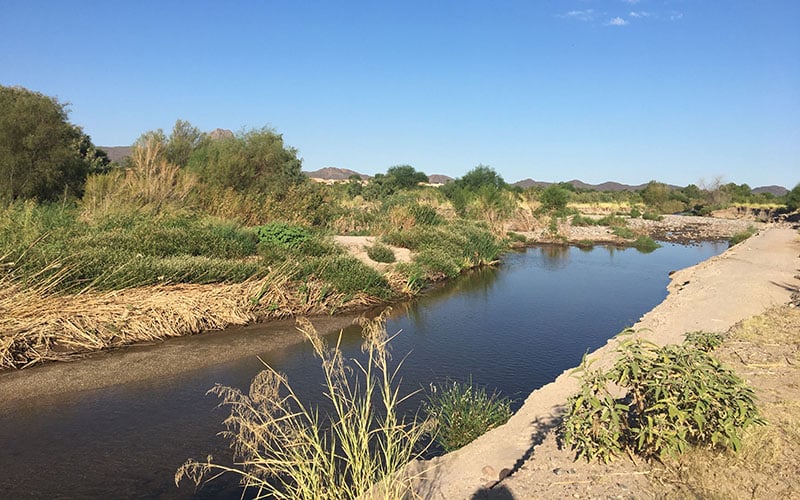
(385, 165, 428, 190)
(0, 85, 92, 201)
(188, 127, 304, 196)
(539, 185, 570, 212)
(166, 119, 206, 167)
(456, 165, 506, 191)
(787, 183, 800, 212)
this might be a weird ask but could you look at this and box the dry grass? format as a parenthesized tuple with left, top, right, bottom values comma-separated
(0, 263, 380, 370)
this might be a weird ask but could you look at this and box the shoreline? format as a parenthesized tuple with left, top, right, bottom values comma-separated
(408, 225, 800, 499)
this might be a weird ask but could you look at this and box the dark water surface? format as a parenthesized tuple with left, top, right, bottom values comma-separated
(0, 242, 726, 498)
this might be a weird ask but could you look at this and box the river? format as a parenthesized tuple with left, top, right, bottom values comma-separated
(0, 242, 726, 498)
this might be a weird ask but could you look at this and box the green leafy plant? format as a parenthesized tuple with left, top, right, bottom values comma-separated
(561, 335, 764, 462)
(255, 222, 311, 249)
(424, 379, 512, 452)
(642, 212, 663, 221)
(612, 226, 635, 239)
(366, 242, 396, 263)
(629, 208, 642, 218)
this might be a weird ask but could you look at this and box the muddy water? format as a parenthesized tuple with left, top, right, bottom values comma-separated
(0, 242, 726, 498)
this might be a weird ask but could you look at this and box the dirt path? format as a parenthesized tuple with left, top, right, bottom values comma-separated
(410, 226, 800, 499)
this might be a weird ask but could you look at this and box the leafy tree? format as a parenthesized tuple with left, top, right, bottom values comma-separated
(166, 119, 206, 167)
(0, 85, 93, 201)
(539, 185, 570, 212)
(385, 165, 428, 189)
(456, 165, 506, 191)
(188, 127, 304, 196)
(787, 183, 800, 212)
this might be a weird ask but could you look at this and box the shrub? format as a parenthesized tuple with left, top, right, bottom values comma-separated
(425, 379, 512, 452)
(571, 214, 599, 227)
(629, 208, 642, 218)
(366, 242, 396, 263)
(612, 226, 635, 239)
(633, 236, 660, 253)
(561, 336, 764, 462)
(729, 226, 757, 246)
(177, 314, 429, 499)
(642, 212, 663, 221)
(313, 255, 391, 299)
(255, 222, 311, 248)
(597, 215, 627, 227)
(576, 239, 595, 249)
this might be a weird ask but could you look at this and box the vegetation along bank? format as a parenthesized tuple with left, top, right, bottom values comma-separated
(2, 84, 799, 371)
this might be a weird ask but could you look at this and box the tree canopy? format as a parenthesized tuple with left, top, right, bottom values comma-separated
(187, 127, 305, 196)
(0, 85, 97, 201)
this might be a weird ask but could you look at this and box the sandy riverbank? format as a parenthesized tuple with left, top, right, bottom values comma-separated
(409, 225, 800, 499)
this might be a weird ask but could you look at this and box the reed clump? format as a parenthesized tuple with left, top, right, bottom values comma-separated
(176, 313, 430, 499)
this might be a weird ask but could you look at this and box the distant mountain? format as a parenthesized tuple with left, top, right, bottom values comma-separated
(752, 185, 789, 196)
(511, 178, 652, 191)
(303, 167, 369, 180)
(99, 146, 132, 163)
(427, 174, 454, 184)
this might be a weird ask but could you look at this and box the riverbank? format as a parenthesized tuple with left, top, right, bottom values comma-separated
(409, 225, 800, 499)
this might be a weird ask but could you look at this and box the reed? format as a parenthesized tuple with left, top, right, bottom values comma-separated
(176, 312, 430, 499)
(0, 263, 377, 370)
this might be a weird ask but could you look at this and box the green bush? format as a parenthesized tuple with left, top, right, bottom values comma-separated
(366, 242, 396, 263)
(642, 212, 663, 221)
(729, 226, 757, 246)
(612, 226, 635, 239)
(576, 239, 595, 249)
(629, 208, 642, 218)
(425, 379, 512, 452)
(561, 336, 763, 462)
(597, 215, 627, 227)
(311, 255, 391, 299)
(255, 222, 311, 248)
(633, 236, 660, 253)
(571, 214, 600, 227)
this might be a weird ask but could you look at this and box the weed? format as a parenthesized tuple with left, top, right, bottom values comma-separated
(366, 242, 396, 263)
(176, 314, 429, 499)
(576, 239, 595, 249)
(729, 226, 757, 246)
(612, 226, 635, 239)
(633, 236, 660, 253)
(629, 208, 642, 218)
(424, 379, 512, 453)
(561, 336, 764, 462)
(642, 212, 663, 222)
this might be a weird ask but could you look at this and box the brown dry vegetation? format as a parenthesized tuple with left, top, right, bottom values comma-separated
(0, 265, 379, 370)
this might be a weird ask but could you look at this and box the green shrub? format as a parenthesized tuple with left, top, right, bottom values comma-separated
(633, 236, 660, 253)
(571, 214, 600, 227)
(506, 231, 527, 244)
(366, 242, 396, 263)
(729, 226, 757, 246)
(629, 208, 642, 218)
(313, 255, 391, 299)
(597, 215, 627, 227)
(255, 222, 311, 248)
(612, 226, 635, 239)
(642, 212, 663, 221)
(409, 203, 443, 226)
(561, 336, 764, 462)
(425, 379, 512, 452)
(576, 239, 595, 249)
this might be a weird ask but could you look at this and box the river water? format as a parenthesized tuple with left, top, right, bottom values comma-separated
(0, 242, 726, 498)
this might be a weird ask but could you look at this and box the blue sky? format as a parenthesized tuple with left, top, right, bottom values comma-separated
(2, 1, 798, 188)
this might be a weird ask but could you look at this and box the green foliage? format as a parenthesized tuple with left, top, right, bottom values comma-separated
(165, 119, 206, 167)
(506, 231, 527, 244)
(629, 207, 642, 218)
(729, 226, 757, 246)
(539, 185, 571, 212)
(366, 242, 396, 263)
(597, 215, 627, 227)
(308, 255, 390, 299)
(633, 236, 660, 253)
(786, 183, 800, 212)
(383, 224, 501, 279)
(612, 226, 635, 239)
(188, 127, 304, 196)
(425, 379, 512, 452)
(361, 165, 428, 200)
(684, 331, 724, 352)
(0, 85, 92, 201)
(576, 239, 595, 249)
(255, 222, 312, 248)
(642, 212, 663, 221)
(562, 337, 764, 462)
(571, 214, 600, 227)
(454, 165, 506, 191)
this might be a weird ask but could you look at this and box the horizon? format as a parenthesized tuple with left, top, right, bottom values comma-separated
(2, 1, 798, 189)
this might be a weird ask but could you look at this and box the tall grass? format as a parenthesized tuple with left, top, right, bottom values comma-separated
(176, 313, 430, 499)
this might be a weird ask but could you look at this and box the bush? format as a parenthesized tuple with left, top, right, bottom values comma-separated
(597, 215, 627, 227)
(729, 226, 757, 246)
(629, 208, 642, 218)
(571, 214, 600, 227)
(255, 222, 311, 248)
(612, 226, 635, 239)
(425, 379, 512, 453)
(633, 236, 660, 253)
(366, 242, 396, 263)
(312, 255, 391, 299)
(642, 212, 663, 221)
(561, 336, 763, 462)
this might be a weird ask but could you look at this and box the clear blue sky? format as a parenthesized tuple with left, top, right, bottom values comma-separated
(2, 1, 798, 188)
